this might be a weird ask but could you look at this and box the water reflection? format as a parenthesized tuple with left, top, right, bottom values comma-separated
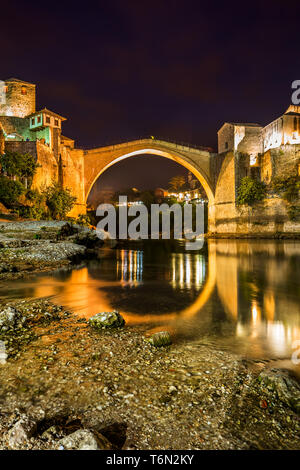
(117, 250, 143, 286)
(0, 240, 300, 366)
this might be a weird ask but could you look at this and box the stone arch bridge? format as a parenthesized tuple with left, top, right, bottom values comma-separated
(54, 137, 249, 233)
(79, 138, 227, 231)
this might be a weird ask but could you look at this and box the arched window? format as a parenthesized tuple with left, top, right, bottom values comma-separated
(21, 86, 27, 95)
(294, 117, 297, 131)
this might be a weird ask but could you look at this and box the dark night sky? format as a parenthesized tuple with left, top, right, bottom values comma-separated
(1, 0, 300, 193)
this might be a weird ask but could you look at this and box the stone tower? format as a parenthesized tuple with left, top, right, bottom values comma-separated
(0, 78, 36, 118)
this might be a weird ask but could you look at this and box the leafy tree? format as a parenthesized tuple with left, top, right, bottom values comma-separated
(169, 175, 186, 191)
(0, 176, 25, 207)
(43, 182, 77, 219)
(0, 151, 23, 177)
(237, 177, 266, 206)
(0, 151, 39, 187)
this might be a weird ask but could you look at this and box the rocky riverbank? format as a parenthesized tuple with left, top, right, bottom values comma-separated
(0, 221, 101, 280)
(0, 298, 299, 450)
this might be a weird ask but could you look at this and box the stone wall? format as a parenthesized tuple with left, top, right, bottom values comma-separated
(60, 147, 85, 217)
(217, 124, 235, 153)
(212, 145, 300, 235)
(0, 80, 36, 118)
(0, 116, 33, 140)
(33, 141, 58, 190)
(5, 140, 58, 190)
(217, 123, 262, 155)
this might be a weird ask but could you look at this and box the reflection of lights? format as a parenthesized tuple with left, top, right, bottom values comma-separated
(179, 255, 184, 288)
(170, 253, 205, 289)
(251, 300, 261, 326)
(252, 302, 258, 323)
(196, 256, 205, 287)
(185, 255, 191, 287)
(117, 250, 143, 286)
(267, 322, 286, 355)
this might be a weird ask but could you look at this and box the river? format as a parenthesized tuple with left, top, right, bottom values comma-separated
(1, 239, 300, 372)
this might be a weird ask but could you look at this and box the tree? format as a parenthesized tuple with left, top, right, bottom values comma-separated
(169, 175, 186, 192)
(44, 182, 77, 219)
(237, 177, 266, 206)
(0, 151, 39, 187)
(0, 176, 25, 207)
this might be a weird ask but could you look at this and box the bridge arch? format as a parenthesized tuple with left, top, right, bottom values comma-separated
(83, 139, 216, 229)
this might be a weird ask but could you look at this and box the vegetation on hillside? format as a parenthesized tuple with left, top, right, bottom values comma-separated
(0, 151, 77, 220)
(237, 177, 266, 206)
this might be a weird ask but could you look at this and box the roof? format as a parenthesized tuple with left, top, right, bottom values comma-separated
(284, 105, 300, 115)
(217, 122, 262, 133)
(61, 135, 74, 142)
(227, 122, 261, 127)
(5, 78, 36, 86)
(28, 108, 67, 121)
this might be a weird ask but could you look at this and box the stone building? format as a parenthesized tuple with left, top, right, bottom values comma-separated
(217, 105, 300, 162)
(0, 78, 85, 216)
(0, 78, 36, 118)
(262, 105, 300, 151)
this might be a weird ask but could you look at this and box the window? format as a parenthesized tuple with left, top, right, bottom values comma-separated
(37, 116, 41, 124)
(294, 117, 297, 131)
(225, 141, 228, 149)
(54, 119, 59, 126)
(21, 86, 27, 95)
(4, 86, 8, 93)
(31, 118, 35, 126)
(46, 116, 50, 124)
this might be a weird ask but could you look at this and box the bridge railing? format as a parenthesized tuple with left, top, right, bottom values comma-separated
(76, 136, 214, 153)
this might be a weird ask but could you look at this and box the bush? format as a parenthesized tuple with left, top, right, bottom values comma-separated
(43, 183, 77, 220)
(76, 214, 92, 227)
(237, 177, 266, 206)
(287, 205, 300, 221)
(0, 177, 25, 207)
(271, 176, 300, 202)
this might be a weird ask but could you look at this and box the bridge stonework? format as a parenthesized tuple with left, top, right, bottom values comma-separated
(7, 137, 296, 236)
(59, 138, 300, 235)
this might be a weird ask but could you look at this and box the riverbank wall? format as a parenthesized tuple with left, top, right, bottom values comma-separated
(211, 145, 300, 236)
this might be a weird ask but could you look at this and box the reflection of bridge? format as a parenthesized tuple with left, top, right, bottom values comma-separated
(82, 138, 223, 231)
(29, 240, 300, 356)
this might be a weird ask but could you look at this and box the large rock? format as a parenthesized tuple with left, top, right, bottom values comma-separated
(57, 429, 112, 450)
(89, 311, 125, 329)
(7, 415, 37, 449)
(74, 231, 103, 248)
(0, 307, 25, 332)
(259, 368, 300, 413)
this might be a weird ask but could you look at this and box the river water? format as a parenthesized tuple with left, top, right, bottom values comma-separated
(1, 239, 300, 369)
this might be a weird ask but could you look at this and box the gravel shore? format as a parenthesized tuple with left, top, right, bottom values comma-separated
(0, 299, 299, 450)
